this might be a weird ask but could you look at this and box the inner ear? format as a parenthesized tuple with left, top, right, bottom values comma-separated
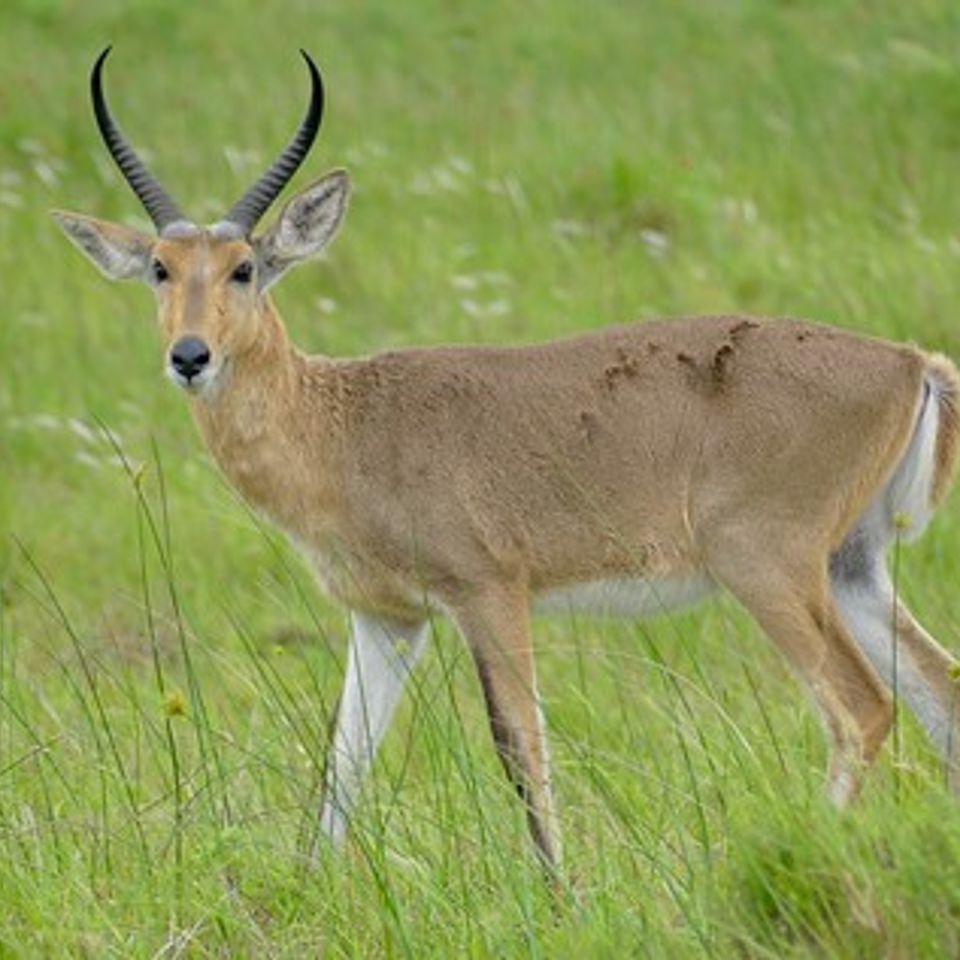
(52, 210, 154, 281)
(254, 170, 350, 291)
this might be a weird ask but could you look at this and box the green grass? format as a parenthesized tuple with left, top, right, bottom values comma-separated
(4, 0, 960, 954)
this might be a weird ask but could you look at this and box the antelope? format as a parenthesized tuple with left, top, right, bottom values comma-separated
(54, 48, 960, 874)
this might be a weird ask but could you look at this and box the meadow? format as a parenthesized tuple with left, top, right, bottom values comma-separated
(3, 0, 960, 955)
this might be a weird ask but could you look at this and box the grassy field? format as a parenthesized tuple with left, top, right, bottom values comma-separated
(4, 0, 960, 955)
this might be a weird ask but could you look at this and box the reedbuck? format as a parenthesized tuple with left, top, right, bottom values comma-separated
(55, 49, 960, 872)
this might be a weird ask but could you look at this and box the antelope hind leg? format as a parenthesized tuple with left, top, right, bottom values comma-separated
(715, 555, 894, 806)
(831, 557, 960, 791)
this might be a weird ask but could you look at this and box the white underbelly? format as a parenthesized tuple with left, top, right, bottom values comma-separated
(533, 573, 716, 619)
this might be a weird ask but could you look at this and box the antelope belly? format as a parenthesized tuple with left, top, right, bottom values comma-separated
(533, 574, 715, 619)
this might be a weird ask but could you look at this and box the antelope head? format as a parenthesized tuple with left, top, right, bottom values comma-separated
(53, 48, 350, 397)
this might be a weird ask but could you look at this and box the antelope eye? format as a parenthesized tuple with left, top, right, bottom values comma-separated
(231, 261, 254, 284)
(152, 259, 169, 283)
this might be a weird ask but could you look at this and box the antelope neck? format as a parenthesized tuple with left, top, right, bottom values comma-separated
(188, 298, 339, 529)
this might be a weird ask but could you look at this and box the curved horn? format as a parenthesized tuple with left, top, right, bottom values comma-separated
(223, 50, 324, 235)
(90, 47, 186, 232)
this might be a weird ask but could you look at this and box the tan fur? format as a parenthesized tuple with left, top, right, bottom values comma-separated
(190, 311, 934, 611)
(55, 191, 960, 872)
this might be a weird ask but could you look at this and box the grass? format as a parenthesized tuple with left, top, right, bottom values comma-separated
(3, 0, 960, 954)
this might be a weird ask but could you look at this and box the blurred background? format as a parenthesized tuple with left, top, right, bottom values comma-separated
(3, 1, 960, 955)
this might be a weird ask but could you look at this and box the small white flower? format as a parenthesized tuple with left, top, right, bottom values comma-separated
(478, 270, 512, 287)
(485, 299, 511, 317)
(222, 145, 262, 175)
(67, 418, 97, 443)
(459, 298, 512, 319)
(552, 219, 591, 238)
(17, 138, 45, 156)
(640, 228, 670, 258)
(74, 450, 102, 470)
(448, 156, 473, 176)
(31, 158, 61, 188)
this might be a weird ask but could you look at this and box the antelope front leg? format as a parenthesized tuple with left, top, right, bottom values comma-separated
(451, 586, 562, 872)
(319, 612, 428, 845)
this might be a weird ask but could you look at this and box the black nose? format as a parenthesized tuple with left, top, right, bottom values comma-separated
(170, 336, 211, 381)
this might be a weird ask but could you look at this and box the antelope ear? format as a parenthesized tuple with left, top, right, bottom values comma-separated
(52, 210, 154, 281)
(254, 169, 350, 291)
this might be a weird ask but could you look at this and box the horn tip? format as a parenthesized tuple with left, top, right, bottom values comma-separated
(92, 46, 113, 85)
(299, 48, 320, 77)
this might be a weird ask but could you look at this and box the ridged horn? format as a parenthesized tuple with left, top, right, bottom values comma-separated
(222, 49, 324, 235)
(91, 46, 187, 232)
